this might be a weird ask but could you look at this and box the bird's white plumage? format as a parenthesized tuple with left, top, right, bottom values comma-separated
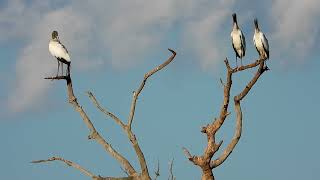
(253, 31, 269, 59)
(231, 29, 246, 58)
(49, 40, 70, 62)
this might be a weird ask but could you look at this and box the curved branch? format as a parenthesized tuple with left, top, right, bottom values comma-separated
(210, 99, 242, 168)
(126, 49, 176, 176)
(31, 156, 94, 178)
(127, 49, 176, 129)
(216, 58, 233, 129)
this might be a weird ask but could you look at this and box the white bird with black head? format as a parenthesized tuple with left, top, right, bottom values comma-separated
(49, 31, 71, 76)
(253, 18, 269, 60)
(230, 13, 246, 67)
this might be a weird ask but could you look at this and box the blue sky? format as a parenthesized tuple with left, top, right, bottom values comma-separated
(1, 0, 320, 179)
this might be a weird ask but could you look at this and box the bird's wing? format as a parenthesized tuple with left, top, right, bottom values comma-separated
(240, 30, 246, 56)
(253, 34, 259, 52)
(49, 41, 71, 62)
(59, 41, 69, 54)
(57, 42, 70, 61)
(231, 36, 240, 58)
(261, 32, 269, 58)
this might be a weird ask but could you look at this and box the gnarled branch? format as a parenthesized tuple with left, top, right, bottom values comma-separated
(184, 57, 268, 179)
(211, 59, 268, 168)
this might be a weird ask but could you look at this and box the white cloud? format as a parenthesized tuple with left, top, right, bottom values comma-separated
(271, 0, 320, 60)
(183, 0, 235, 70)
(5, 2, 93, 112)
(2, 0, 238, 113)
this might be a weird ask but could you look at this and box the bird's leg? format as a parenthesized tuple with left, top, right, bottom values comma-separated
(56, 61, 60, 77)
(61, 63, 64, 76)
(241, 57, 243, 67)
(236, 55, 238, 68)
(67, 64, 70, 76)
(265, 59, 269, 69)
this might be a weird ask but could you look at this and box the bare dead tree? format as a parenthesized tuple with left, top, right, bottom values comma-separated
(183, 57, 269, 180)
(32, 49, 176, 180)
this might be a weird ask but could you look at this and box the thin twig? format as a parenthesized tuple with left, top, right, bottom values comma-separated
(86, 91, 126, 130)
(154, 159, 160, 180)
(182, 147, 193, 160)
(168, 158, 175, 180)
(31, 156, 94, 178)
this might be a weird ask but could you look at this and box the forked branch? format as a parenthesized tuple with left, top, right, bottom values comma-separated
(87, 49, 176, 178)
(184, 57, 268, 179)
(35, 49, 176, 180)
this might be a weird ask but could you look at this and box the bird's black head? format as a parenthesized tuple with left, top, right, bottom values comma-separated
(254, 18, 259, 30)
(52, 31, 59, 39)
(232, 13, 237, 23)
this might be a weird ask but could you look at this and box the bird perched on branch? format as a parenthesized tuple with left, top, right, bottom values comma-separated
(253, 18, 269, 61)
(49, 31, 71, 76)
(230, 13, 246, 67)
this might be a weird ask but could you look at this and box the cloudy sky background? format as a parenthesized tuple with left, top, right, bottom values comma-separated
(1, 0, 320, 179)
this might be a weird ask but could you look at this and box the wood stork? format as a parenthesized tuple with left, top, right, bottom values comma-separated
(231, 13, 246, 67)
(253, 18, 269, 60)
(49, 31, 71, 76)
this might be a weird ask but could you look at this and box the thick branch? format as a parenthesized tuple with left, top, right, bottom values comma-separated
(31, 156, 94, 178)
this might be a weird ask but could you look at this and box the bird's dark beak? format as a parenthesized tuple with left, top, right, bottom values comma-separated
(232, 13, 237, 23)
(254, 18, 259, 29)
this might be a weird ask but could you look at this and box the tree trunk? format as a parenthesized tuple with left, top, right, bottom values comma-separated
(201, 168, 214, 180)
